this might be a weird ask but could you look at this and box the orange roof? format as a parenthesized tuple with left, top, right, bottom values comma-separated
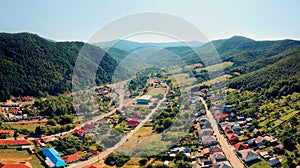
(0, 108, 3, 115)
(41, 137, 52, 143)
(0, 140, 30, 146)
(8, 109, 18, 113)
(0, 130, 14, 136)
(35, 140, 41, 147)
(234, 143, 249, 150)
(227, 134, 239, 140)
(62, 154, 81, 163)
(1, 164, 31, 168)
(201, 148, 210, 155)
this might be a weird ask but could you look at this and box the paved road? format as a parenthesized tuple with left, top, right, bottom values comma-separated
(199, 97, 244, 168)
(69, 85, 169, 168)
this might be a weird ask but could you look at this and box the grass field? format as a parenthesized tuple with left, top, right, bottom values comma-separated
(117, 126, 172, 156)
(195, 62, 233, 72)
(148, 88, 165, 96)
(0, 149, 44, 168)
(3, 123, 45, 132)
(170, 73, 196, 85)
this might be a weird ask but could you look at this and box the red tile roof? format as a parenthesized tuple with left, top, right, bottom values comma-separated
(0, 140, 30, 146)
(235, 143, 250, 151)
(227, 134, 239, 141)
(83, 123, 94, 130)
(74, 129, 86, 136)
(0, 130, 14, 136)
(8, 109, 18, 113)
(1, 163, 31, 168)
(35, 140, 41, 147)
(62, 154, 81, 163)
(41, 137, 52, 143)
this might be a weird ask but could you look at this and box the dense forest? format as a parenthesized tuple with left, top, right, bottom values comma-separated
(228, 49, 300, 98)
(164, 36, 300, 67)
(0, 33, 129, 101)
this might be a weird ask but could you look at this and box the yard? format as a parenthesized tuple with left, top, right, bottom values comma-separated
(0, 149, 44, 168)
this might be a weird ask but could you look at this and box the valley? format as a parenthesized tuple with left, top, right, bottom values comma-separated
(0, 33, 299, 168)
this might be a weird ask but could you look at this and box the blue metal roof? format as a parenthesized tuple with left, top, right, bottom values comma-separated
(43, 148, 66, 167)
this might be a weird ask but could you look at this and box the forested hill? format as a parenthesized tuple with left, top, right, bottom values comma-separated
(164, 36, 300, 66)
(229, 49, 300, 98)
(0, 32, 124, 101)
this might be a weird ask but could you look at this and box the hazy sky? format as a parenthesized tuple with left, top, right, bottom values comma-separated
(1, 0, 299, 42)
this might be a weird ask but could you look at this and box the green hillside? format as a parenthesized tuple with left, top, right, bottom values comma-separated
(0, 32, 128, 101)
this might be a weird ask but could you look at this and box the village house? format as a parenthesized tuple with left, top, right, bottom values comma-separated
(210, 152, 227, 163)
(226, 134, 239, 144)
(41, 137, 53, 143)
(201, 135, 218, 146)
(223, 105, 234, 114)
(255, 136, 266, 148)
(200, 148, 210, 157)
(210, 146, 222, 154)
(198, 128, 214, 137)
(0, 139, 30, 146)
(83, 123, 94, 132)
(43, 148, 66, 168)
(62, 152, 81, 164)
(0, 129, 14, 137)
(35, 139, 45, 147)
(234, 142, 250, 151)
(268, 157, 280, 167)
(238, 149, 259, 163)
(127, 118, 139, 127)
(73, 129, 86, 139)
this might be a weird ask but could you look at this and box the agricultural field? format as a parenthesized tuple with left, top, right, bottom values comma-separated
(195, 62, 233, 72)
(3, 122, 45, 132)
(148, 88, 166, 96)
(0, 149, 44, 168)
(169, 73, 196, 85)
(185, 63, 203, 69)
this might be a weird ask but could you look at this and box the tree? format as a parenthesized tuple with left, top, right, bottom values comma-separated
(59, 115, 74, 125)
(35, 126, 47, 135)
(48, 119, 57, 126)
(139, 158, 148, 166)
